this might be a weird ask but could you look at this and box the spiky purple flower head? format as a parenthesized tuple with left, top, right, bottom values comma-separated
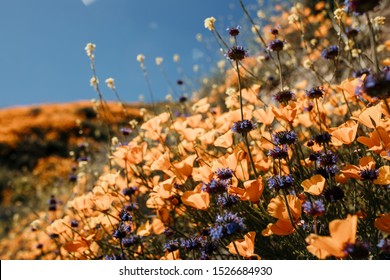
(231, 119, 257, 134)
(321, 45, 339, 60)
(225, 45, 248, 61)
(344, 0, 382, 15)
(268, 39, 284, 52)
(227, 25, 241, 37)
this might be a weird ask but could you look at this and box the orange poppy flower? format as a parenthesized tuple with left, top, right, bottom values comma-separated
(153, 176, 177, 199)
(192, 97, 211, 113)
(262, 195, 302, 236)
(336, 77, 363, 100)
(137, 221, 152, 237)
(301, 174, 326, 195)
(212, 150, 249, 181)
(305, 215, 357, 259)
(330, 120, 358, 145)
(373, 166, 390, 185)
(374, 213, 390, 234)
(160, 250, 180, 260)
(267, 195, 302, 221)
(192, 164, 213, 182)
(64, 238, 90, 254)
(146, 193, 166, 209)
(70, 193, 94, 216)
(199, 129, 217, 145)
(181, 183, 210, 210)
(185, 114, 203, 128)
(357, 127, 390, 154)
(112, 142, 147, 168)
(140, 112, 169, 140)
(46, 216, 72, 236)
(151, 151, 171, 171)
(380, 150, 390, 161)
(214, 129, 233, 148)
(241, 84, 260, 104)
(253, 107, 274, 126)
(352, 104, 384, 129)
(262, 219, 296, 236)
(181, 127, 205, 142)
(229, 176, 264, 203)
(226, 231, 261, 259)
(151, 218, 165, 235)
(172, 154, 197, 181)
(341, 156, 376, 179)
(90, 188, 114, 212)
(271, 102, 300, 123)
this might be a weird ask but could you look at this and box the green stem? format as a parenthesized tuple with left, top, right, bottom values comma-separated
(243, 133, 259, 178)
(365, 12, 380, 73)
(281, 189, 306, 243)
(276, 51, 284, 91)
(235, 59, 244, 121)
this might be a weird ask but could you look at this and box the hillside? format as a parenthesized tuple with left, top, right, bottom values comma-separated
(0, 100, 141, 242)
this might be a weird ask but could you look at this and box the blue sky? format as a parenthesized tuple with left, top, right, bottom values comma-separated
(0, 0, 265, 108)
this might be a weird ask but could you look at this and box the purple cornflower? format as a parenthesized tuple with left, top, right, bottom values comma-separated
(119, 209, 132, 222)
(344, 0, 382, 15)
(104, 254, 124, 260)
(345, 27, 359, 38)
(306, 86, 325, 99)
(361, 68, 390, 99)
(217, 194, 239, 208)
(314, 150, 339, 178)
(270, 27, 279, 36)
(215, 168, 234, 180)
(268, 145, 289, 159)
(231, 119, 257, 134)
(70, 220, 79, 228)
(377, 238, 390, 257)
(315, 166, 339, 178)
(68, 173, 77, 183)
(179, 96, 187, 103)
(267, 174, 294, 191)
(305, 102, 314, 112)
(268, 39, 284, 52)
(122, 235, 140, 248)
(317, 150, 338, 167)
(210, 211, 246, 240)
(48, 195, 57, 211)
(227, 25, 241, 37)
(359, 168, 379, 181)
(273, 90, 295, 105)
(344, 241, 370, 259)
(312, 132, 332, 145)
(321, 45, 339, 60)
(225, 45, 248, 61)
(164, 239, 180, 252)
(164, 228, 175, 237)
(113, 223, 132, 239)
(122, 186, 138, 197)
(209, 225, 224, 241)
(273, 130, 298, 145)
(353, 68, 370, 78)
(302, 200, 325, 216)
(180, 236, 205, 250)
(120, 127, 132, 136)
(324, 186, 344, 202)
(200, 241, 218, 260)
(202, 179, 229, 194)
(124, 202, 138, 211)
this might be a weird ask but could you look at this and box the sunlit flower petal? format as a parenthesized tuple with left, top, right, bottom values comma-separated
(301, 174, 326, 195)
